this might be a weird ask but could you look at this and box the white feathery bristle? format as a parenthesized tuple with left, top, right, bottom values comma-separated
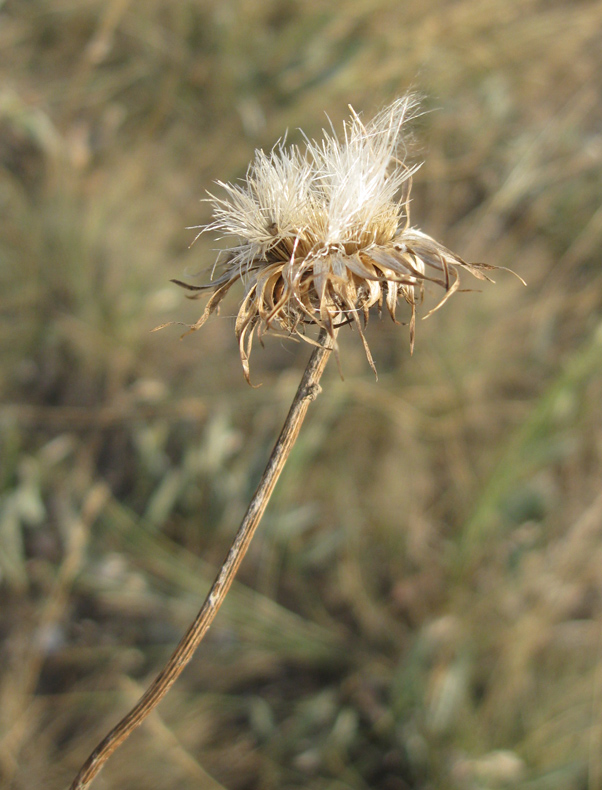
(309, 94, 421, 248)
(198, 95, 421, 263)
(200, 143, 317, 273)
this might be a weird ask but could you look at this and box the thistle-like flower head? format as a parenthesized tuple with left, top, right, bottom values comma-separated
(176, 95, 504, 382)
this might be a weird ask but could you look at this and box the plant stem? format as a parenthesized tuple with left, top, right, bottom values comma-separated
(69, 328, 337, 790)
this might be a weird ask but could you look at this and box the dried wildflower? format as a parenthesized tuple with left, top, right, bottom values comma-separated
(176, 95, 502, 381)
(70, 97, 525, 790)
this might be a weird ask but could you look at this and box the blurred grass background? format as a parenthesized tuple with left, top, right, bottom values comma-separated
(1, 1, 602, 788)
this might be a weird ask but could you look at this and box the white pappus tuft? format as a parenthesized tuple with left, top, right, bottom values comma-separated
(173, 94, 511, 382)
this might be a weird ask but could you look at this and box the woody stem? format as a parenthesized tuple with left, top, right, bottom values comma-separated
(69, 328, 337, 790)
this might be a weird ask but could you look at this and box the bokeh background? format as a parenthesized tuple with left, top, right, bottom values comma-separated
(2, 1, 602, 788)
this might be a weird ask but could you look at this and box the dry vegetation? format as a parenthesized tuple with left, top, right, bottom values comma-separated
(1, 1, 602, 788)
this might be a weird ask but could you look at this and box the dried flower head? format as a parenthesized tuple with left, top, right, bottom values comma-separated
(175, 94, 506, 382)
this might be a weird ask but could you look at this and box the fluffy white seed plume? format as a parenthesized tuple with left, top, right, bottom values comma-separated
(174, 94, 510, 382)
(309, 96, 420, 248)
(200, 143, 319, 275)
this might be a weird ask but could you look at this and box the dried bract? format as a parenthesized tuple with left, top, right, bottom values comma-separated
(176, 95, 504, 382)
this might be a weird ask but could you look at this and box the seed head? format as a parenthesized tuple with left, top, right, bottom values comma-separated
(175, 94, 506, 383)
